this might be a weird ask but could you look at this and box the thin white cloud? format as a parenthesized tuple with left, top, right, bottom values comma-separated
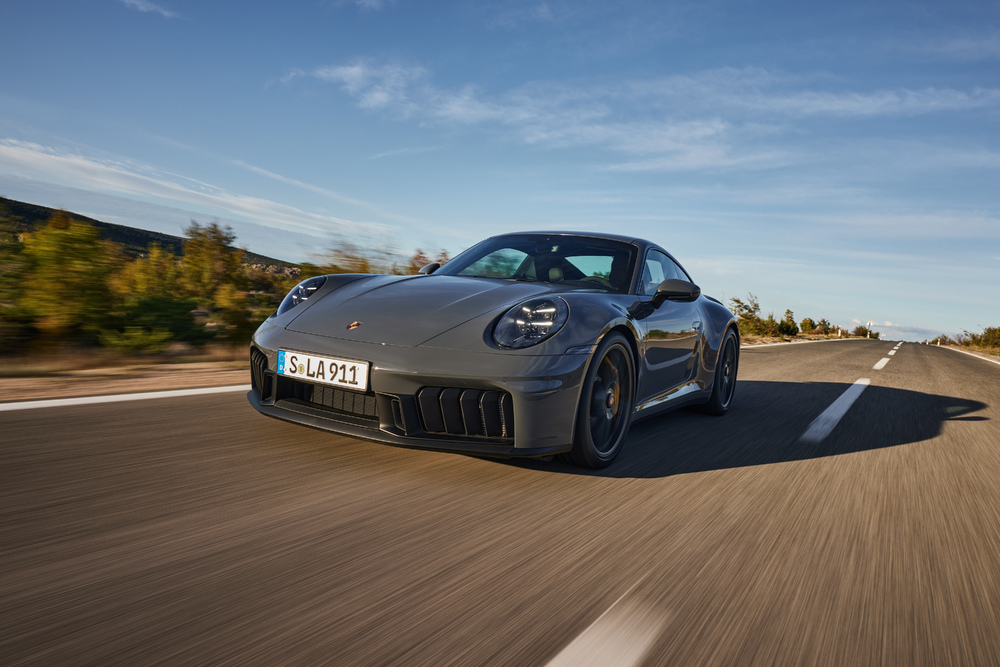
(902, 30, 1000, 62)
(804, 210, 1000, 240)
(279, 69, 306, 85)
(230, 159, 419, 224)
(749, 87, 1000, 117)
(314, 61, 427, 111)
(293, 61, 1000, 172)
(335, 0, 397, 10)
(0, 139, 382, 238)
(120, 0, 178, 19)
(311, 62, 1000, 123)
(366, 146, 442, 160)
(605, 147, 788, 173)
(627, 68, 1000, 117)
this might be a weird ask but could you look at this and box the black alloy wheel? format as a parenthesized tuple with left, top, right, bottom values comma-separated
(570, 333, 635, 468)
(702, 329, 738, 415)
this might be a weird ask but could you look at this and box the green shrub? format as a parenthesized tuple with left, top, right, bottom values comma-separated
(778, 309, 799, 337)
(99, 326, 173, 354)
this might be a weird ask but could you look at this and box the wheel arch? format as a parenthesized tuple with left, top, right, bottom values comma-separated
(606, 323, 640, 378)
(592, 322, 642, 394)
(564, 323, 639, 458)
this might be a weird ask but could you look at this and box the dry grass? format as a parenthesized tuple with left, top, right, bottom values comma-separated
(740, 333, 848, 346)
(944, 344, 1000, 359)
(0, 343, 249, 378)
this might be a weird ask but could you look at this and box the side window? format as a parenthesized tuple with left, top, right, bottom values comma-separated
(666, 256, 690, 282)
(639, 250, 683, 295)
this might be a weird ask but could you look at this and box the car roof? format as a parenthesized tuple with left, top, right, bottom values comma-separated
(487, 230, 653, 248)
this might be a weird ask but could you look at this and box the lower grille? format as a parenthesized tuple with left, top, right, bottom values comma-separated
(278, 377, 378, 421)
(417, 387, 514, 438)
(250, 348, 273, 401)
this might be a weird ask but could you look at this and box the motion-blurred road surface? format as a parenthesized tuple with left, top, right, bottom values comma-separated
(3, 340, 999, 665)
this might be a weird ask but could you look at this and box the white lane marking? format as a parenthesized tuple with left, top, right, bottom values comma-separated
(800, 379, 871, 444)
(0, 385, 252, 412)
(872, 358, 891, 370)
(546, 586, 667, 667)
(888, 350, 896, 356)
(937, 345, 1000, 367)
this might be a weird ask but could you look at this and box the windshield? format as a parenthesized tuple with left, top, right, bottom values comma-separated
(436, 234, 637, 293)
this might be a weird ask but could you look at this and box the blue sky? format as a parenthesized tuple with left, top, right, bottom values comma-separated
(1, 0, 998, 341)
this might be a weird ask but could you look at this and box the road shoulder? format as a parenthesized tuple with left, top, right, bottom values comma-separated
(0, 362, 249, 403)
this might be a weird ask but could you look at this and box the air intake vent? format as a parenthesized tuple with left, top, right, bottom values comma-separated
(416, 387, 514, 439)
(250, 348, 273, 401)
(278, 378, 378, 421)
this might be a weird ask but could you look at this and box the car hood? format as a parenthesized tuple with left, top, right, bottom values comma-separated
(285, 275, 557, 347)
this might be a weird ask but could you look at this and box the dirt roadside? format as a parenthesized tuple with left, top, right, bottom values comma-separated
(0, 362, 250, 403)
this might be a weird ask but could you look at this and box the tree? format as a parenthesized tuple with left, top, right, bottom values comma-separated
(323, 239, 372, 274)
(19, 212, 122, 344)
(0, 216, 26, 306)
(778, 309, 799, 336)
(814, 318, 831, 334)
(758, 313, 780, 336)
(180, 221, 247, 304)
(213, 283, 255, 343)
(983, 327, 1000, 347)
(101, 243, 218, 351)
(111, 243, 182, 298)
(961, 327, 1000, 348)
(852, 325, 880, 340)
(0, 214, 34, 350)
(800, 317, 816, 334)
(729, 293, 764, 336)
(728, 293, 783, 336)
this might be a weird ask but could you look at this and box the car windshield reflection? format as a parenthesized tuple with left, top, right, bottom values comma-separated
(436, 234, 637, 293)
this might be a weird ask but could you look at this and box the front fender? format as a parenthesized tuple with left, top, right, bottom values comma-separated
(698, 296, 739, 372)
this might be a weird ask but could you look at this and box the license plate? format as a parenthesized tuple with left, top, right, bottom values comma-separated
(277, 350, 369, 392)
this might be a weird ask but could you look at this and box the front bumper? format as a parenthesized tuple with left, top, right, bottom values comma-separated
(247, 324, 592, 458)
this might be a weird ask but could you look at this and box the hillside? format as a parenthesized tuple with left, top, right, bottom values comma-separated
(0, 196, 295, 269)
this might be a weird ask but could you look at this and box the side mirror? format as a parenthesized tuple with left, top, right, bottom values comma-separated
(652, 279, 700, 307)
(418, 262, 441, 275)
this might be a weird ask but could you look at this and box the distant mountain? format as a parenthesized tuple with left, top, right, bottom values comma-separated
(0, 196, 295, 269)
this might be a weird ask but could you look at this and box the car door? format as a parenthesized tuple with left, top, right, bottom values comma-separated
(635, 250, 702, 403)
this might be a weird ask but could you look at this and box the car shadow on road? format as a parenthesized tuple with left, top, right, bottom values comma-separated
(503, 380, 988, 479)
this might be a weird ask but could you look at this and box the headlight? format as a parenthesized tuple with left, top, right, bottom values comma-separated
(493, 297, 568, 349)
(276, 276, 327, 316)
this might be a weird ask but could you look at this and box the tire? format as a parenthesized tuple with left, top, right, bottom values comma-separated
(701, 328, 738, 416)
(568, 333, 635, 468)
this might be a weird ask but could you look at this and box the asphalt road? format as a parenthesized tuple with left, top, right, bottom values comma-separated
(3, 340, 1000, 666)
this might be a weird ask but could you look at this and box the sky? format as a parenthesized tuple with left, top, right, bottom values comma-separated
(1, 0, 998, 341)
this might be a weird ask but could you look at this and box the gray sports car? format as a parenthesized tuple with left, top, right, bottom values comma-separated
(248, 231, 739, 468)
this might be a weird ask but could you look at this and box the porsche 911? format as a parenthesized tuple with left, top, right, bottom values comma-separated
(248, 231, 739, 468)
